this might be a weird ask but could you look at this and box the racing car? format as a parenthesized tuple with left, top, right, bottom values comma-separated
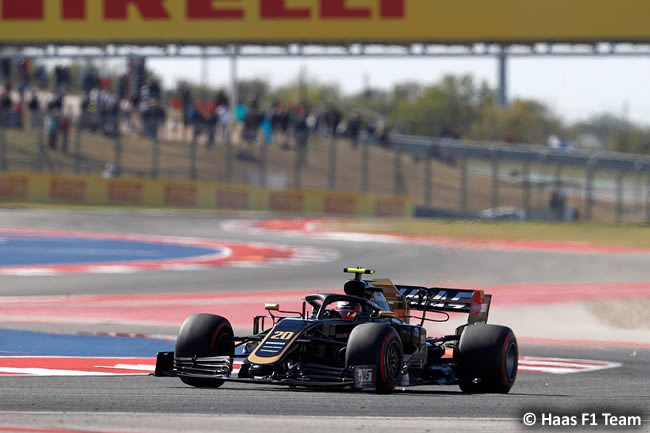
(155, 267, 518, 393)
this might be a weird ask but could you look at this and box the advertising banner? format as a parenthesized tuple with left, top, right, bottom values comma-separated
(2, 0, 650, 43)
(0, 175, 29, 201)
(0, 172, 412, 217)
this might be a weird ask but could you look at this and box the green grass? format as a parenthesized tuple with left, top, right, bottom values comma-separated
(323, 219, 650, 248)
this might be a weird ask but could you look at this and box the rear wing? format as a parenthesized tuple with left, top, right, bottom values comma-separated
(396, 285, 491, 324)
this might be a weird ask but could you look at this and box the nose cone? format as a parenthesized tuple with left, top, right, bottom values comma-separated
(248, 363, 274, 378)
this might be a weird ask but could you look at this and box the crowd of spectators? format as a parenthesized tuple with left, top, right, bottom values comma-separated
(1, 58, 73, 153)
(2, 56, 391, 167)
(215, 98, 390, 163)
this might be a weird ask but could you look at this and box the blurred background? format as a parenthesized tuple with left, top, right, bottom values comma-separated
(1, 0, 649, 223)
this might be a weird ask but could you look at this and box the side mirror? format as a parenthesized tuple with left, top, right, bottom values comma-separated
(265, 303, 280, 311)
(378, 311, 398, 319)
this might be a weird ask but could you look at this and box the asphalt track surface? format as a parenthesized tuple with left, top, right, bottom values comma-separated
(0, 209, 649, 432)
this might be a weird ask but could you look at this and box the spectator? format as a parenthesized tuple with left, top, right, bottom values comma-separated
(17, 59, 30, 98)
(34, 65, 48, 90)
(235, 103, 247, 123)
(0, 86, 12, 126)
(120, 98, 135, 132)
(347, 113, 363, 148)
(215, 90, 229, 109)
(48, 93, 64, 112)
(128, 57, 146, 106)
(45, 108, 59, 150)
(235, 99, 262, 161)
(549, 188, 567, 221)
(376, 119, 391, 147)
(241, 99, 261, 144)
(261, 109, 273, 145)
(216, 103, 230, 145)
(270, 101, 289, 147)
(324, 104, 342, 137)
(102, 90, 120, 137)
(59, 112, 70, 153)
(141, 98, 166, 140)
(54, 65, 69, 94)
(279, 107, 291, 149)
(189, 101, 205, 144)
(204, 102, 218, 149)
(81, 66, 98, 96)
(0, 85, 22, 129)
(80, 90, 99, 132)
(292, 103, 310, 166)
(117, 74, 128, 101)
(0, 58, 11, 85)
(148, 79, 161, 101)
(168, 96, 182, 139)
(14, 97, 24, 129)
(179, 82, 192, 136)
(27, 91, 40, 130)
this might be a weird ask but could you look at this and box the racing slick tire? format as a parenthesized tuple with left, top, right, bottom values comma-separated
(175, 313, 234, 388)
(346, 323, 403, 394)
(456, 324, 518, 394)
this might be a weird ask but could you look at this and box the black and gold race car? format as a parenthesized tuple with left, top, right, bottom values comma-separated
(155, 268, 518, 393)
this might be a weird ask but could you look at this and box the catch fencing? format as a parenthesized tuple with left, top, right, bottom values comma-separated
(1, 119, 649, 223)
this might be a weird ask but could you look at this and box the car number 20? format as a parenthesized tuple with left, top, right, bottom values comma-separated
(271, 331, 295, 340)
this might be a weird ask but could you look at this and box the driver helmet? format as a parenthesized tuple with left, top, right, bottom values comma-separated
(333, 301, 360, 320)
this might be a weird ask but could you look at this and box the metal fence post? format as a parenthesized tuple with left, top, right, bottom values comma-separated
(424, 156, 432, 206)
(393, 142, 402, 195)
(522, 160, 531, 218)
(554, 161, 563, 186)
(190, 137, 197, 180)
(633, 161, 644, 216)
(294, 144, 302, 189)
(497, 48, 509, 107)
(328, 136, 337, 191)
(74, 120, 82, 174)
(584, 158, 597, 221)
(361, 140, 369, 193)
(224, 125, 233, 183)
(0, 123, 6, 171)
(646, 171, 650, 224)
(460, 155, 468, 212)
(260, 140, 268, 187)
(616, 170, 624, 223)
(553, 161, 563, 218)
(113, 133, 122, 177)
(152, 136, 159, 178)
(36, 123, 45, 171)
(536, 153, 548, 210)
(491, 148, 499, 209)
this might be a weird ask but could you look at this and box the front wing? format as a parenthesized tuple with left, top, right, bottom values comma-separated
(153, 352, 358, 388)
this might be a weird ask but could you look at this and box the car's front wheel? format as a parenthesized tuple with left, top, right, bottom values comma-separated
(175, 313, 234, 388)
(346, 323, 403, 393)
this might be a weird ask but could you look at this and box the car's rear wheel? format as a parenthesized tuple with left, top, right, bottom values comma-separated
(455, 324, 518, 394)
(346, 323, 403, 393)
(175, 313, 234, 388)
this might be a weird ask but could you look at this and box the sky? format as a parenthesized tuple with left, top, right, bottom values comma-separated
(145, 56, 650, 126)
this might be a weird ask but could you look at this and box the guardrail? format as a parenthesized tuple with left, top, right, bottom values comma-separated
(391, 133, 650, 224)
(391, 134, 650, 172)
